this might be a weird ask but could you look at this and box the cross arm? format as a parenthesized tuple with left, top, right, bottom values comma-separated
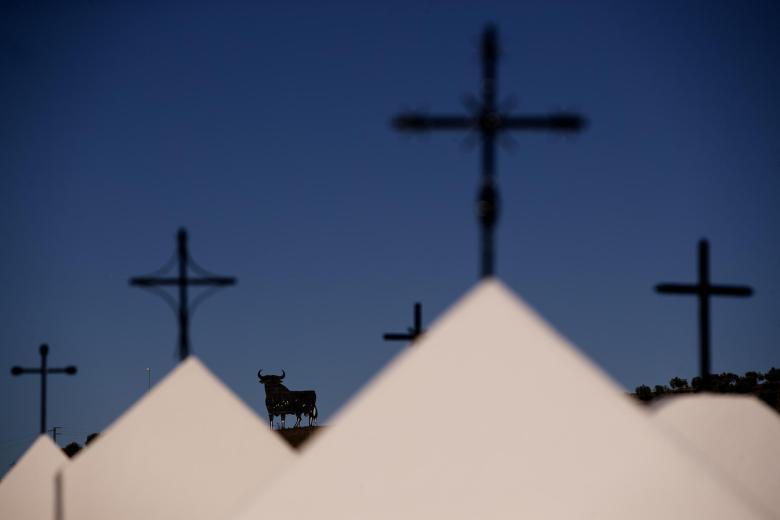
(500, 113, 587, 132)
(709, 285, 754, 297)
(10, 366, 77, 375)
(383, 333, 415, 341)
(11, 366, 40, 375)
(130, 277, 166, 287)
(130, 276, 236, 287)
(392, 113, 474, 131)
(48, 366, 78, 374)
(187, 277, 236, 286)
(656, 283, 698, 294)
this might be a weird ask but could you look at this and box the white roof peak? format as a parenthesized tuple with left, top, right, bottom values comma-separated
(234, 279, 770, 520)
(60, 355, 295, 520)
(652, 393, 780, 516)
(0, 435, 68, 520)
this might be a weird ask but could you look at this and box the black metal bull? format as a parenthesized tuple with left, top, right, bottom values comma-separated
(258, 370, 318, 429)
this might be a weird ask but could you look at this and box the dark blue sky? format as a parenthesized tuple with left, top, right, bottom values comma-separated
(2, 1, 778, 471)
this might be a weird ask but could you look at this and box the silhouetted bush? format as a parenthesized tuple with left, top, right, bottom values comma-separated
(635, 385, 653, 401)
(631, 367, 780, 415)
(63, 442, 81, 458)
(654, 385, 669, 396)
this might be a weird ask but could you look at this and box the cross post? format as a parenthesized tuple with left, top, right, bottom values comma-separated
(383, 302, 425, 344)
(656, 239, 753, 390)
(392, 24, 586, 278)
(130, 228, 237, 360)
(11, 344, 77, 434)
(48, 426, 61, 444)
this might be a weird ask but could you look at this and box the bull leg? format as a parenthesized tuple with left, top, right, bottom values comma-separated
(294, 414, 302, 428)
(280, 415, 285, 429)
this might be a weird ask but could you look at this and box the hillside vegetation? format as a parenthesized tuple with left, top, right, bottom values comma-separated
(632, 368, 780, 413)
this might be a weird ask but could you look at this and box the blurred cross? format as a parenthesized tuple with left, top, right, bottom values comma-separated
(656, 239, 753, 390)
(392, 24, 587, 279)
(130, 228, 237, 361)
(48, 426, 61, 445)
(383, 302, 425, 344)
(11, 344, 77, 434)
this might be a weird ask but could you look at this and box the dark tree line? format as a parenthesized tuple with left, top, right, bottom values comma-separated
(62, 432, 100, 458)
(632, 368, 780, 414)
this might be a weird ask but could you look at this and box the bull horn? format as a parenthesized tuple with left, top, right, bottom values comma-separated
(280, 369, 285, 380)
(257, 369, 263, 379)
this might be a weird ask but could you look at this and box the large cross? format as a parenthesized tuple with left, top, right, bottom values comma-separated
(392, 24, 587, 278)
(656, 239, 753, 390)
(10, 344, 77, 434)
(130, 228, 237, 360)
(383, 302, 425, 344)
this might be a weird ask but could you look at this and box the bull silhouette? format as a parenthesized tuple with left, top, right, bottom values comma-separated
(258, 369, 318, 429)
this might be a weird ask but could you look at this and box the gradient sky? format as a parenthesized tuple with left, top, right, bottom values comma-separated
(2, 1, 778, 474)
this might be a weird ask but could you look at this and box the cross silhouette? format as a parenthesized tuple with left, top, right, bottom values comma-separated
(130, 228, 237, 360)
(383, 302, 425, 344)
(10, 344, 77, 434)
(392, 24, 587, 279)
(656, 239, 753, 390)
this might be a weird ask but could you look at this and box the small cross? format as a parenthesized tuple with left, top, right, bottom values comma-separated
(48, 426, 62, 444)
(11, 344, 77, 434)
(392, 24, 587, 279)
(383, 302, 425, 344)
(130, 228, 237, 360)
(656, 239, 753, 390)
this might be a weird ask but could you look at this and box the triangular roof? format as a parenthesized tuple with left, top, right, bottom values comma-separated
(652, 394, 780, 517)
(233, 279, 768, 520)
(60, 357, 295, 520)
(0, 435, 67, 520)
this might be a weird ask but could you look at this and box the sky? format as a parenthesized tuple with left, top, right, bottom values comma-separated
(1, 1, 778, 473)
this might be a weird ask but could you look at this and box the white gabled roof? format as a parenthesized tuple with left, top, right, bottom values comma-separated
(60, 357, 295, 520)
(0, 435, 67, 520)
(652, 394, 780, 517)
(233, 279, 768, 520)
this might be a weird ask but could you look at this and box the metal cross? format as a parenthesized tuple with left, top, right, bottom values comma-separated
(392, 24, 587, 279)
(656, 239, 753, 390)
(383, 302, 425, 344)
(130, 228, 237, 360)
(10, 344, 77, 434)
(48, 426, 62, 444)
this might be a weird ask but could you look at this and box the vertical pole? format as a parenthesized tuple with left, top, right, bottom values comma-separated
(177, 228, 190, 360)
(698, 240, 710, 391)
(477, 26, 499, 279)
(414, 303, 421, 336)
(482, 25, 497, 120)
(39, 344, 48, 435)
(478, 177, 498, 278)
